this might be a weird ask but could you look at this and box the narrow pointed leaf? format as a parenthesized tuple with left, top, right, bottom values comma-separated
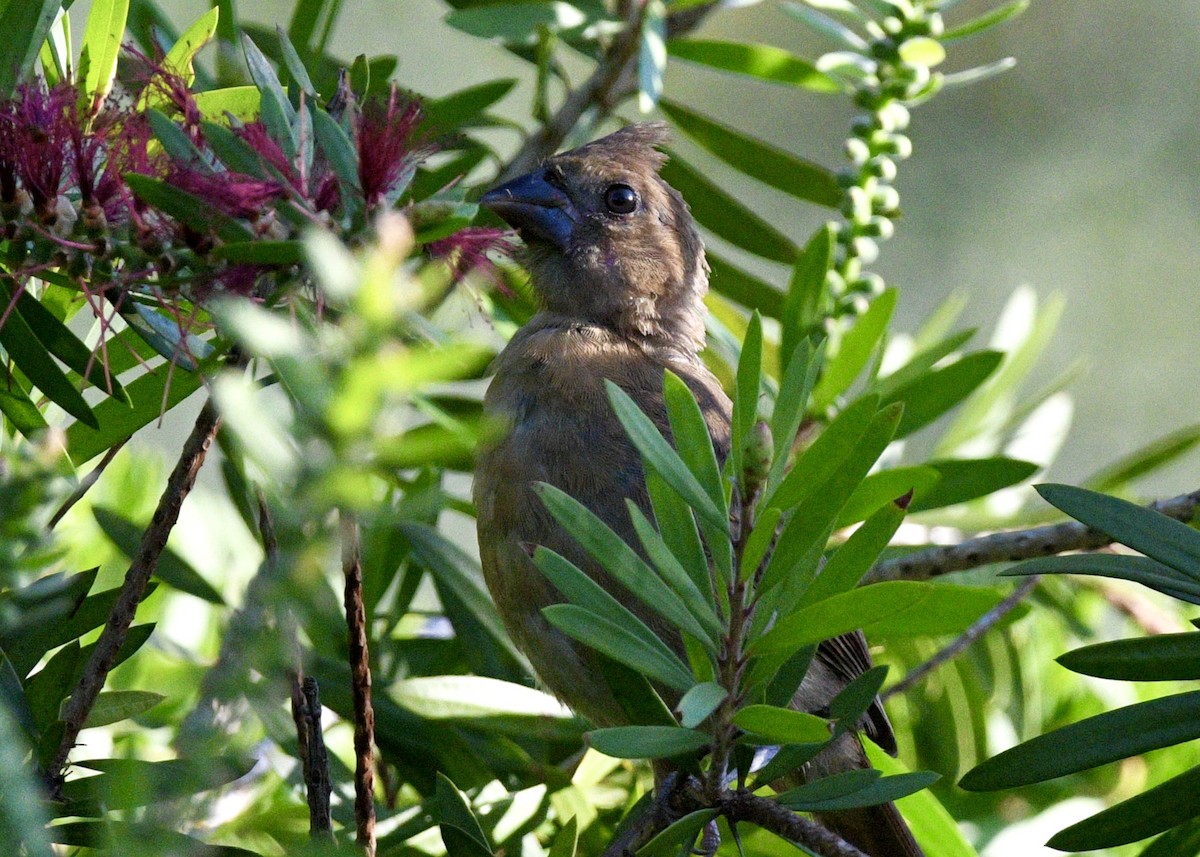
(941, 0, 1030, 42)
(0, 283, 97, 427)
(706, 253, 784, 317)
(781, 225, 835, 358)
(543, 605, 694, 692)
(883, 351, 1003, 438)
(588, 725, 709, 759)
(423, 79, 518, 130)
(659, 154, 797, 263)
(93, 508, 224, 604)
(676, 681, 726, 729)
(636, 808, 719, 856)
(873, 328, 977, 398)
(1084, 423, 1200, 494)
(667, 39, 839, 92)
(627, 503, 723, 638)
(436, 772, 494, 857)
(767, 394, 880, 511)
(662, 370, 725, 514)
(0, 384, 49, 437)
(782, 1, 868, 49)
(536, 484, 716, 646)
(1058, 633, 1200, 682)
(960, 690, 1200, 790)
(1006, 554, 1200, 605)
(1037, 484, 1200, 581)
(733, 704, 830, 744)
(790, 771, 940, 811)
(813, 288, 897, 409)
(645, 466, 710, 599)
(0, 0, 60, 94)
(79, 0, 130, 114)
(549, 816, 578, 857)
(765, 338, 820, 496)
(83, 691, 165, 728)
(124, 173, 254, 243)
(1048, 764, 1200, 851)
(755, 581, 930, 654)
(803, 496, 907, 608)
(908, 457, 1038, 511)
(836, 466, 938, 527)
(661, 99, 840, 207)
(605, 380, 725, 527)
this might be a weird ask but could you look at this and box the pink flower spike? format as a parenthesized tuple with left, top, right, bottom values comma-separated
(355, 87, 429, 207)
(428, 226, 515, 283)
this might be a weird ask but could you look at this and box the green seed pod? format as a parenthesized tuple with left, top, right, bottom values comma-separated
(742, 420, 774, 500)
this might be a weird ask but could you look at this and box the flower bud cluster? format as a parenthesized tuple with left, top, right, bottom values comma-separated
(827, 1, 945, 320)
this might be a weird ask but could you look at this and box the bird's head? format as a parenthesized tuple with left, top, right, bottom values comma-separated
(481, 123, 708, 350)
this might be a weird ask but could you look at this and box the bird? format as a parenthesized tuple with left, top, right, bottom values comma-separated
(474, 123, 923, 857)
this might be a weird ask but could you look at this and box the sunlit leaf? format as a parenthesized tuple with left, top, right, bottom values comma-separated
(79, 0, 130, 115)
(667, 39, 840, 93)
(733, 704, 830, 744)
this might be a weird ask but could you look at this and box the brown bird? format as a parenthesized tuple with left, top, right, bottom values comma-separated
(475, 123, 922, 857)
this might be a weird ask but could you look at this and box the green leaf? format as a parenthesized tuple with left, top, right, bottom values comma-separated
(1084, 423, 1200, 493)
(909, 457, 1038, 511)
(836, 465, 938, 528)
(1048, 764, 1200, 851)
(638, 0, 666, 111)
(66, 364, 203, 465)
(548, 817, 578, 857)
(119, 301, 215, 371)
(662, 371, 725, 518)
(93, 508, 224, 604)
(676, 681, 726, 729)
(83, 691, 165, 728)
(423, 79, 518, 131)
(62, 756, 251, 812)
(786, 771, 940, 811)
(436, 772, 494, 857)
(867, 583, 1005, 639)
(706, 253, 784, 318)
(162, 6, 219, 82)
(659, 154, 798, 263)
(829, 664, 889, 730)
(192, 86, 262, 123)
(588, 725, 709, 759)
(781, 1, 868, 50)
(212, 240, 306, 265)
(1037, 484, 1200, 582)
(960, 690, 1200, 790)
(941, 0, 1030, 42)
(401, 523, 530, 672)
(882, 350, 1003, 439)
(605, 380, 726, 528)
(445, 2, 594, 44)
(13, 287, 129, 404)
(241, 33, 297, 155)
(873, 328, 976, 398)
(311, 105, 363, 194)
(733, 704, 830, 744)
(775, 769, 879, 808)
(1007, 554, 1200, 605)
(626, 503, 724, 639)
(781, 225, 834, 358)
(124, 173, 253, 243)
(768, 394, 879, 511)
(0, 281, 102, 429)
(813, 288, 897, 409)
(543, 604, 695, 693)
(767, 339, 819, 495)
(667, 39, 840, 93)
(645, 465, 710, 600)
(660, 99, 840, 207)
(0, 0, 59, 95)
(0, 383, 48, 437)
(803, 496, 907, 608)
(1058, 633, 1200, 682)
(535, 483, 716, 646)
(147, 107, 208, 167)
(79, 0, 130, 115)
(274, 24, 316, 96)
(636, 809, 719, 857)
(755, 581, 930, 654)
(730, 312, 762, 483)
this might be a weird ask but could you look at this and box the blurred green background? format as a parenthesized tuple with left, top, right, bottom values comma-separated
(82, 0, 1200, 496)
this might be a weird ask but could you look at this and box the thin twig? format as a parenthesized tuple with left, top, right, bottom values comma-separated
(47, 438, 128, 530)
(291, 675, 334, 840)
(49, 398, 222, 788)
(882, 575, 1041, 702)
(497, 2, 721, 182)
(342, 512, 376, 857)
(722, 790, 868, 857)
(865, 488, 1200, 584)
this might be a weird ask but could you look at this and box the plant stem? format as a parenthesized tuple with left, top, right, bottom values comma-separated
(49, 398, 221, 788)
(865, 487, 1200, 583)
(342, 512, 376, 856)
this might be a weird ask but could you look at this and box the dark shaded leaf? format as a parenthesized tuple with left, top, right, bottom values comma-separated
(960, 691, 1200, 790)
(1049, 764, 1200, 851)
(93, 508, 224, 604)
(661, 99, 840, 206)
(1007, 554, 1200, 605)
(436, 772, 494, 857)
(1058, 633, 1200, 681)
(706, 253, 784, 318)
(1084, 423, 1200, 493)
(62, 756, 252, 813)
(587, 725, 709, 759)
(787, 771, 940, 811)
(909, 457, 1038, 511)
(0, 0, 59, 95)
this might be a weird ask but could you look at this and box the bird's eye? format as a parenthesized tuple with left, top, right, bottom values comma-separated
(603, 184, 638, 215)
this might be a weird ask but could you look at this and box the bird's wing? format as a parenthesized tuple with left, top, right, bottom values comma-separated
(816, 631, 897, 756)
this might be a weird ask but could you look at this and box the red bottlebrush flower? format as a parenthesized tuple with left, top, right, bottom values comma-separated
(94, 113, 163, 224)
(125, 45, 202, 137)
(428, 226, 514, 282)
(0, 83, 75, 216)
(232, 119, 338, 214)
(355, 87, 430, 207)
(168, 164, 284, 221)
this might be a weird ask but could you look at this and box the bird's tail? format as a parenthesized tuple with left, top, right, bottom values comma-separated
(814, 801, 924, 857)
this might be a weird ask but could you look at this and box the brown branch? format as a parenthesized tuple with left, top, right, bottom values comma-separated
(291, 675, 334, 840)
(722, 790, 869, 857)
(342, 512, 376, 856)
(49, 398, 222, 787)
(48, 438, 128, 530)
(497, 2, 722, 182)
(882, 575, 1041, 701)
(865, 488, 1200, 584)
